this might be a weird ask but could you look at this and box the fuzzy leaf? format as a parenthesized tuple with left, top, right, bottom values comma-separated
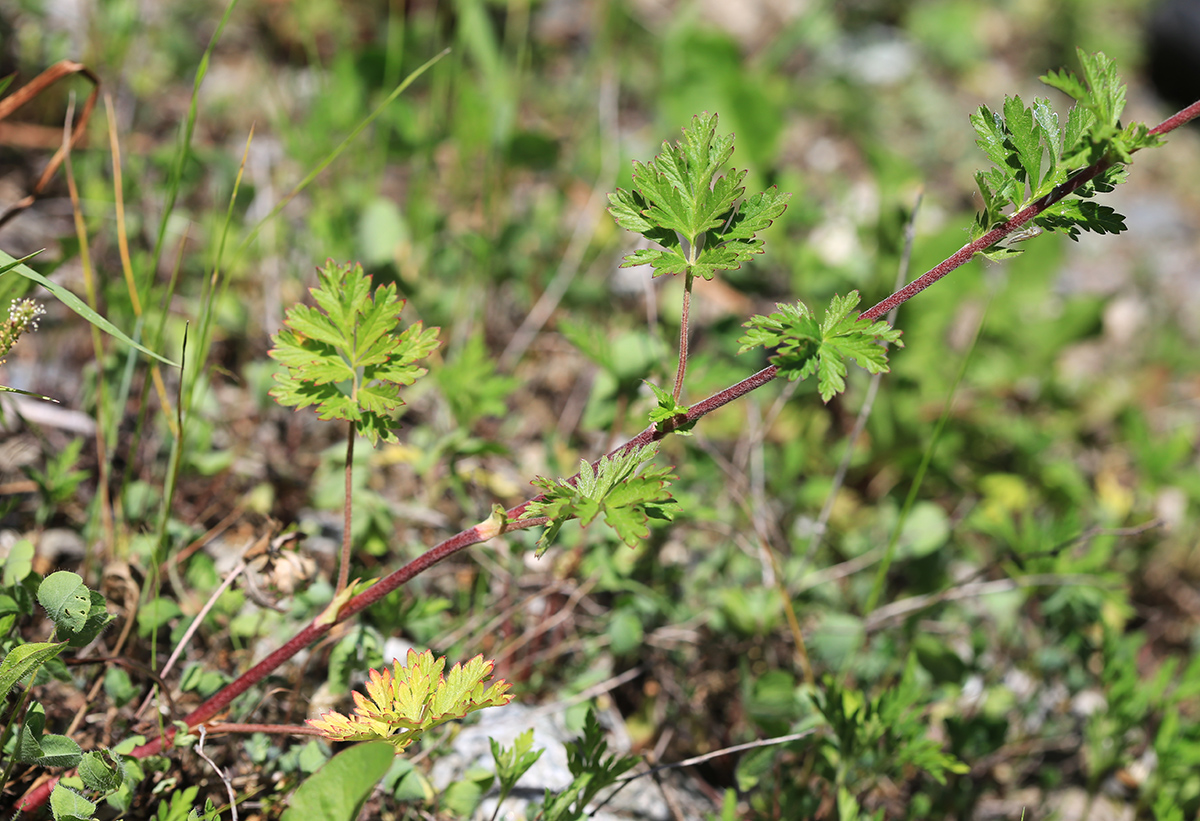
(50, 785, 96, 821)
(0, 642, 66, 699)
(37, 572, 91, 634)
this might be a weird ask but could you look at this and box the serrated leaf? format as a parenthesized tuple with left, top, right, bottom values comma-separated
(1041, 66, 1088, 103)
(972, 51, 1151, 250)
(645, 381, 694, 434)
(627, 248, 689, 277)
(269, 261, 439, 445)
(1003, 95, 1042, 187)
(307, 650, 513, 753)
(722, 188, 791, 241)
(739, 292, 903, 403)
(608, 188, 656, 234)
(970, 105, 1011, 171)
(1032, 97, 1061, 185)
(609, 113, 789, 280)
(1078, 49, 1124, 128)
(522, 443, 678, 553)
(1036, 200, 1127, 239)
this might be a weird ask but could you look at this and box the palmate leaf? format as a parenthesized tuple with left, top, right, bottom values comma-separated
(607, 113, 790, 280)
(523, 443, 678, 555)
(307, 649, 513, 754)
(739, 291, 902, 403)
(969, 50, 1162, 257)
(269, 260, 440, 445)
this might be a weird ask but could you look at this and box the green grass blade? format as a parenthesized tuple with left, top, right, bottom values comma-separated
(862, 300, 990, 616)
(0, 249, 177, 367)
(239, 47, 451, 252)
(148, 0, 240, 278)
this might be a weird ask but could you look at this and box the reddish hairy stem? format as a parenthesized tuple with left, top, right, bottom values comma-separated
(861, 99, 1200, 323)
(337, 421, 354, 595)
(672, 272, 694, 402)
(1150, 99, 1200, 137)
(16, 99, 1200, 815)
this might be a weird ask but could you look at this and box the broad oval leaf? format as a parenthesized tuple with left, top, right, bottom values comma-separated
(33, 733, 83, 768)
(37, 571, 91, 634)
(280, 741, 395, 821)
(49, 784, 97, 821)
(79, 749, 124, 793)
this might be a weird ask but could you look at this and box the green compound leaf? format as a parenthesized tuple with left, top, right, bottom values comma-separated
(969, 50, 1162, 259)
(492, 729, 544, 803)
(522, 442, 678, 554)
(607, 113, 790, 281)
(269, 260, 440, 445)
(738, 291, 903, 403)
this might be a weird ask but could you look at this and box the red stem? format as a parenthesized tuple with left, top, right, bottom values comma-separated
(861, 98, 1200, 323)
(16, 99, 1200, 815)
(337, 421, 354, 595)
(672, 272, 694, 402)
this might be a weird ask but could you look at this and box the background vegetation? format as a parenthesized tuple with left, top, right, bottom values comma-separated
(0, 0, 1198, 818)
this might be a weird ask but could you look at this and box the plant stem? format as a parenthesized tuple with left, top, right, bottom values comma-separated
(338, 421, 355, 596)
(859, 97, 1200, 323)
(672, 272, 694, 402)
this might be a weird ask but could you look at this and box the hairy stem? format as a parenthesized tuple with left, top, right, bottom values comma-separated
(672, 272, 694, 402)
(338, 421, 354, 595)
(860, 98, 1200, 323)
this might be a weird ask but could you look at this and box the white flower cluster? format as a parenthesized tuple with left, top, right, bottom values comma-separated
(0, 298, 45, 361)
